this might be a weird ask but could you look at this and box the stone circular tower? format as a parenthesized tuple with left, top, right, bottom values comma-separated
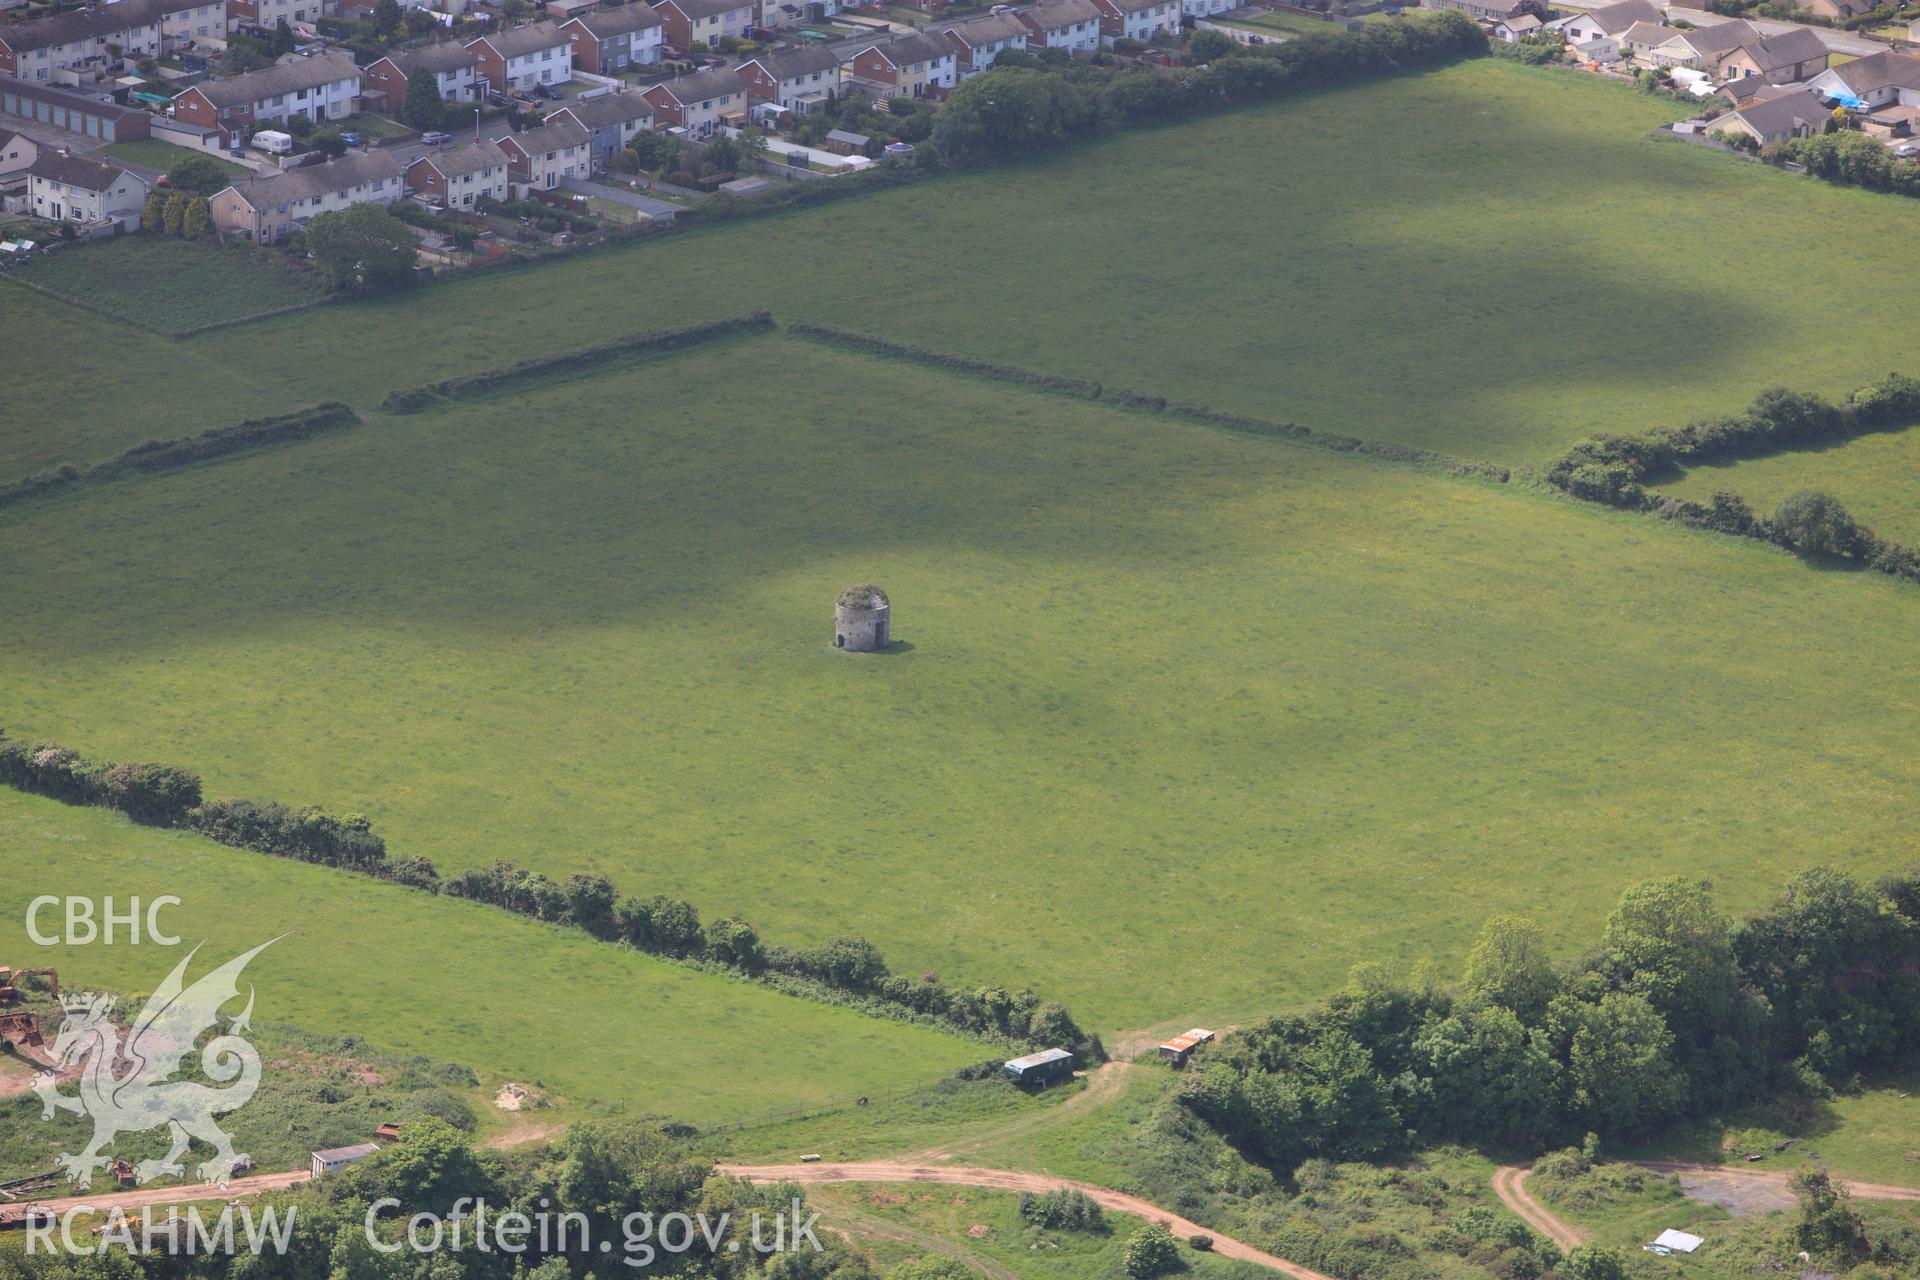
(834, 584, 890, 652)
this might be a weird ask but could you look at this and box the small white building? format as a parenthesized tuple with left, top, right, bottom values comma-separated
(311, 1144, 380, 1177)
(27, 151, 148, 230)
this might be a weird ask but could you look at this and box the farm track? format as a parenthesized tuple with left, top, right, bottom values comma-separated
(717, 1161, 1336, 1280)
(1491, 1160, 1920, 1252)
(0, 1170, 311, 1223)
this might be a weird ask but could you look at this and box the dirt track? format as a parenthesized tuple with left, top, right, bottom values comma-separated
(717, 1161, 1335, 1280)
(0, 1170, 311, 1224)
(1489, 1166, 1585, 1250)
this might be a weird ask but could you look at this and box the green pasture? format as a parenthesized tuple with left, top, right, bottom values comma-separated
(97, 140, 252, 177)
(16, 60, 1920, 471)
(1662, 424, 1920, 547)
(5, 332, 1920, 1037)
(0, 791, 984, 1123)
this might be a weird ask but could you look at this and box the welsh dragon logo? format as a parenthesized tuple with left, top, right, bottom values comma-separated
(32, 940, 277, 1189)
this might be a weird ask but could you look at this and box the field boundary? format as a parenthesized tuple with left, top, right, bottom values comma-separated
(0, 403, 360, 515)
(786, 322, 1511, 482)
(0, 263, 337, 340)
(380, 312, 776, 413)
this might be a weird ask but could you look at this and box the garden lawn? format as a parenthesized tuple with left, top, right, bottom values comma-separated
(15, 61, 1920, 469)
(0, 790, 984, 1122)
(9, 234, 328, 335)
(98, 139, 251, 177)
(5, 333, 1920, 1035)
(1660, 423, 1920, 547)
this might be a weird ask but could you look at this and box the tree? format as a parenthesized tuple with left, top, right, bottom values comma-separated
(1463, 914, 1558, 1016)
(271, 17, 296, 56)
(889, 1260, 972, 1280)
(305, 202, 418, 293)
(1123, 1224, 1180, 1280)
(1186, 29, 1235, 63)
(311, 128, 349, 158)
(284, 112, 315, 138)
(374, 0, 404, 38)
(1793, 1170, 1869, 1263)
(182, 195, 210, 239)
(704, 134, 740, 175)
(332, 1118, 495, 1211)
(1413, 1004, 1561, 1148)
(704, 916, 764, 969)
(161, 192, 187, 236)
(165, 153, 231, 197)
(141, 189, 167, 232)
(735, 126, 769, 173)
(1774, 490, 1858, 556)
(403, 66, 447, 131)
(1548, 991, 1685, 1134)
(1558, 1246, 1630, 1280)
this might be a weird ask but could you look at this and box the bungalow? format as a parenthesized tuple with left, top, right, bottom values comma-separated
(734, 46, 842, 113)
(170, 51, 361, 147)
(466, 22, 571, 95)
(1558, 0, 1660, 46)
(498, 116, 590, 191)
(1716, 28, 1828, 86)
(1017, 0, 1103, 54)
(209, 151, 405, 242)
(1090, 0, 1181, 46)
(1801, 0, 1870, 19)
(1805, 49, 1920, 110)
(1488, 13, 1542, 41)
(1714, 85, 1825, 143)
(0, 127, 36, 179)
(404, 139, 509, 208)
(26, 151, 147, 228)
(551, 91, 655, 166)
(840, 31, 957, 97)
(561, 4, 663, 73)
(934, 12, 1029, 78)
(361, 42, 479, 114)
(1617, 20, 1676, 63)
(652, 0, 755, 50)
(1718, 74, 1797, 107)
(1642, 19, 1756, 71)
(0, 0, 207, 84)
(638, 66, 746, 136)
(1424, 0, 1542, 21)
(310, 1145, 378, 1178)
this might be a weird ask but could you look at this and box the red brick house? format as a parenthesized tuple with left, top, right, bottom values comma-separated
(733, 45, 840, 112)
(638, 66, 746, 136)
(405, 139, 510, 207)
(652, 0, 754, 51)
(560, 4, 663, 73)
(466, 21, 570, 95)
(170, 51, 361, 147)
(361, 42, 480, 115)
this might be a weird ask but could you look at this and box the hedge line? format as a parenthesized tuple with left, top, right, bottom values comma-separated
(381, 313, 775, 414)
(788, 322, 1509, 481)
(0, 726, 1098, 1057)
(0, 403, 358, 513)
(1544, 374, 1920, 582)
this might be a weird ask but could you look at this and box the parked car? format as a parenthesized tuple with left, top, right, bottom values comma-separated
(421, 130, 453, 145)
(340, 130, 363, 146)
(533, 82, 560, 100)
(1895, 141, 1919, 158)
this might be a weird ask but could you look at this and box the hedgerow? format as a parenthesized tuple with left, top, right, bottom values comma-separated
(1542, 374, 1920, 583)
(788, 322, 1510, 481)
(380, 314, 775, 413)
(0, 404, 359, 512)
(0, 726, 1098, 1057)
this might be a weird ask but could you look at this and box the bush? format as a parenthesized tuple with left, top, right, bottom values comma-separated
(1773, 490, 1858, 556)
(1123, 1224, 1182, 1280)
(1018, 1189, 1106, 1232)
(1187, 1235, 1212, 1251)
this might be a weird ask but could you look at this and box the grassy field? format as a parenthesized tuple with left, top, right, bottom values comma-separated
(97, 139, 251, 177)
(6, 331, 1920, 1037)
(1661, 424, 1920, 546)
(16, 60, 1920, 470)
(0, 790, 984, 1124)
(6, 236, 328, 336)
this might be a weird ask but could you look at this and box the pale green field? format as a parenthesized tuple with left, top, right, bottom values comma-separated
(1662, 425, 1920, 547)
(0, 790, 984, 1122)
(4, 332, 1920, 1039)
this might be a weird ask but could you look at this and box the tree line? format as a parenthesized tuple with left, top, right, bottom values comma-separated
(0, 729, 1097, 1058)
(1182, 868, 1920, 1172)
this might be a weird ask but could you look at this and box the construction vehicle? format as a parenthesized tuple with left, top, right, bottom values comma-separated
(0, 967, 58, 1006)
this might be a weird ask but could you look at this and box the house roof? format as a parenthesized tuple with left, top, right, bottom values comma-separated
(740, 44, 842, 80)
(1023, 0, 1101, 28)
(1103, 0, 1165, 14)
(0, 0, 191, 55)
(649, 66, 747, 103)
(26, 150, 133, 191)
(1818, 49, 1920, 96)
(844, 30, 951, 68)
(1734, 27, 1826, 74)
(502, 117, 591, 154)
(565, 3, 663, 38)
(553, 90, 655, 128)
(314, 1144, 380, 1162)
(1619, 20, 1672, 45)
(412, 138, 509, 178)
(825, 128, 869, 145)
(1574, 0, 1662, 35)
(388, 41, 478, 76)
(935, 11, 1030, 44)
(192, 52, 360, 109)
(1728, 86, 1825, 135)
(662, 0, 751, 18)
(222, 152, 403, 211)
(472, 20, 567, 59)
(1656, 18, 1756, 59)
(1720, 75, 1796, 103)
(0, 128, 22, 152)
(1500, 13, 1541, 30)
